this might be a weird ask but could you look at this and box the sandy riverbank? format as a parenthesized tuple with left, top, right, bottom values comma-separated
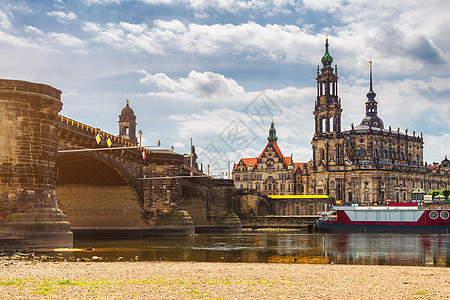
(0, 260, 449, 299)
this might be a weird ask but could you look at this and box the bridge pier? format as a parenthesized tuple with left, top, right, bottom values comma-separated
(0, 80, 72, 250)
(142, 151, 195, 235)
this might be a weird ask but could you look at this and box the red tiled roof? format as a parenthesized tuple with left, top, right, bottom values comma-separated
(233, 141, 306, 172)
(272, 142, 291, 168)
(293, 162, 306, 171)
(233, 157, 258, 171)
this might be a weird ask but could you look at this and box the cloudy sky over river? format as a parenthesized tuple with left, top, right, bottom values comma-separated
(1, 0, 449, 174)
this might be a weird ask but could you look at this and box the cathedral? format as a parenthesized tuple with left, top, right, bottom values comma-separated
(233, 38, 450, 204)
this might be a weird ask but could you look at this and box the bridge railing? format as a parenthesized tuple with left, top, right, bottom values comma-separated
(181, 165, 214, 180)
(57, 114, 152, 155)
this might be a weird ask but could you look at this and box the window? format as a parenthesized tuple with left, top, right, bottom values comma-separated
(358, 148, 366, 157)
(319, 148, 325, 160)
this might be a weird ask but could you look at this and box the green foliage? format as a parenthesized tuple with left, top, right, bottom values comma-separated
(428, 190, 441, 199)
(441, 189, 450, 200)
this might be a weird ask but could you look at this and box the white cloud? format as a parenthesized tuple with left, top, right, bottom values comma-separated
(47, 11, 77, 23)
(423, 133, 450, 164)
(24, 25, 43, 35)
(140, 70, 246, 100)
(48, 32, 84, 47)
(85, 0, 300, 16)
(84, 0, 121, 4)
(0, 10, 12, 29)
(82, 20, 318, 62)
(173, 142, 185, 148)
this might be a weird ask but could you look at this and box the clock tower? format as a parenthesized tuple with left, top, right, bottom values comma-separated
(313, 37, 342, 139)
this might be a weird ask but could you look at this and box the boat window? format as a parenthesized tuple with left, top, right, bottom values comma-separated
(327, 211, 338, 221)
(440, 211, 449, 220)
(429, 211, 438, 219)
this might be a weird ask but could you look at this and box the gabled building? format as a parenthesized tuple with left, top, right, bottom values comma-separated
(232, 121, 305, 195)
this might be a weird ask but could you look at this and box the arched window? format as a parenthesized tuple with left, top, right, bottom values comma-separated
(322, 118, 326, 133)
(358, 148, 366, 157)
(329, 116, 334, 132)
(319, 148, 325, 160)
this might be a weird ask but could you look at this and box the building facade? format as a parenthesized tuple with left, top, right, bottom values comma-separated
(233, 39, 450, 204)
(300, 39, 450, 204)
(232, 121, 305, 195)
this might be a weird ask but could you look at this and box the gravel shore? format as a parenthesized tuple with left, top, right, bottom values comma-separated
(1, 260, 449, 299)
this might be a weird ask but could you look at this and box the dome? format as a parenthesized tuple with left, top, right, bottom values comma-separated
(360, 115, 384, 129)
(321, 38, 333, 68)
(121, 99, 135, 116)
(248, 163, 254, 171)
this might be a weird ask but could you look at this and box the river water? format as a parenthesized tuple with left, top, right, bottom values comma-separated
(53, 231, 449, 267)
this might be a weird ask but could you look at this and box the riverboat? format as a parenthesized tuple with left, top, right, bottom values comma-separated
(316, 203, 450, 233)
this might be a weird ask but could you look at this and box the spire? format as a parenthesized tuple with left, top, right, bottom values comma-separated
(288, 154, 294, 170)
(268, 121, 278, 143)
(359, 60, 384, 129)
(321, 35, 333, 68)
(366, 60, 377, 103)
(367, 60, 376, 99)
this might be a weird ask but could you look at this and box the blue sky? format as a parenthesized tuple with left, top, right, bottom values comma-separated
(1, 0, 449, 175)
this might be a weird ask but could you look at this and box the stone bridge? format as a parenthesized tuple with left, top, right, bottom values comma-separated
(0, 79, 272, 249)
(57, 114, 247, 236)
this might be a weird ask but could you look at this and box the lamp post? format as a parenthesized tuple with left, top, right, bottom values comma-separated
(138, 130, 143, 146)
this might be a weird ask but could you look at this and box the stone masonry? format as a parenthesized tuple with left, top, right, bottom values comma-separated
(0, 79, 72, 249)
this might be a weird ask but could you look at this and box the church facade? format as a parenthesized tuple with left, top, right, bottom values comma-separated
(233, 39, 450, 204)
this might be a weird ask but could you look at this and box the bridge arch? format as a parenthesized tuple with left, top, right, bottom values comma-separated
(233, 190, 269, 216)
(180, 182, 208, 226)
(56, 153, 147, 230)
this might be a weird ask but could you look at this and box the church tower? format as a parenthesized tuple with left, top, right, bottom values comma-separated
(267, 120, 278, 144)
(118, 99, 138, 144)
(313, 37, 342, 139)
(311, 38, 345, 170)
(359, 61, 384, 129)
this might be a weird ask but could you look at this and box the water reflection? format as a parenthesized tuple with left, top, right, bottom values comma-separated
(53, 232, 449, 267)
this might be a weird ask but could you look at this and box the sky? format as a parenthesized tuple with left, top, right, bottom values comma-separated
(1, 0, 449, 176)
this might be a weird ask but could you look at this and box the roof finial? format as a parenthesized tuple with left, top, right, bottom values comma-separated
(326, 34, 328, 42)
(126, 99, 129, 106)
(321, 35, 333, 67)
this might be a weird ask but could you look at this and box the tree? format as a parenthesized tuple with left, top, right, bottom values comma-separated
(441, 189, 450, 200)
(428, 190, 441, 199)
